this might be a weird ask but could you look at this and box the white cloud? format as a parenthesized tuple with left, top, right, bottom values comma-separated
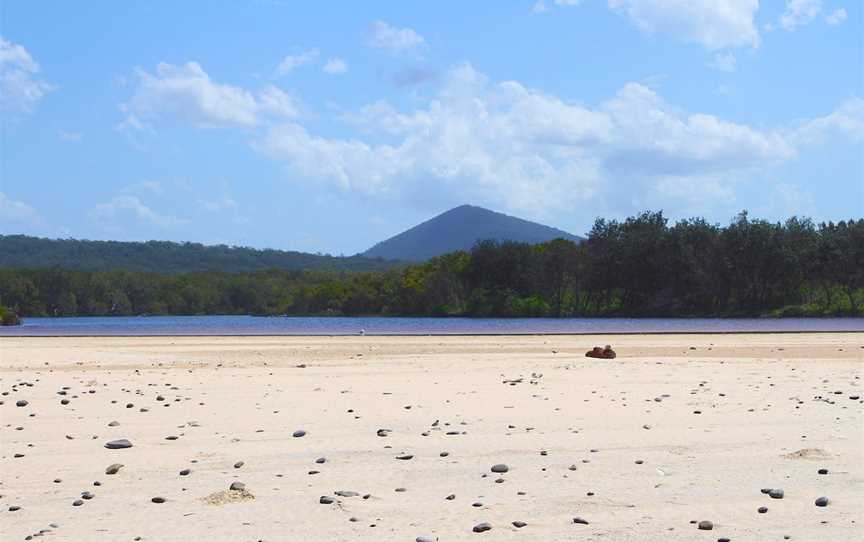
(608, 0, 760, 49)
(532, 0, 548, 13)
(824, 8, 847, 25)
(119, 62, 299, 131)
(255, 63, 800, 215)
(0, 192, 50, 233)
(120, 180, 165, 196)
(58, 129, 83, 142)
(0, 37, 53, 113)
(89, 196, 187, 232)
(779, 0, 822, 31)
(789, 97, 864, 146)
(708, 52, 737, 72)
(368, 20, 427, 54)
(555, 0, 582, 5)
(322, 57, 347, 75)
(196, 196, 238, 212)
(275, 49, 319, 76)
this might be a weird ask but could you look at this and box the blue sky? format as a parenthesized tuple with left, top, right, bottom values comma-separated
(1, 1, 861, 255)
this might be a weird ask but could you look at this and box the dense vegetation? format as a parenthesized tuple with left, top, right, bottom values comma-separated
(0, 235, 398, 273)
(0, 306, 21, 326)
(1, 212, 861, 318)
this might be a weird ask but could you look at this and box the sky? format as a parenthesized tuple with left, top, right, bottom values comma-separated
(1, 0, 862, 255)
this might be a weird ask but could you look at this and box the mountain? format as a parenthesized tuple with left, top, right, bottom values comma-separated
(0, 235, 398, 274)
(362, 204, 582, 261)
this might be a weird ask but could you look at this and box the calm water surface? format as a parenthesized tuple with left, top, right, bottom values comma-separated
(1, 315, 862, 336)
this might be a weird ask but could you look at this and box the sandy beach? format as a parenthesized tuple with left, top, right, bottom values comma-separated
(1, 333, 862, 541)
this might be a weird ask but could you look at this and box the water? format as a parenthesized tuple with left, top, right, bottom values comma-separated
(1, 315, 862, 336)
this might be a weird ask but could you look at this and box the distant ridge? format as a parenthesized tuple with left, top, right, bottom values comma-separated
(0, 235, 398, 274)
(362, 204, 582, 262)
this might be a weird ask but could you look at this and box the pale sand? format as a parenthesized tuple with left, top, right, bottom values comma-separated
(1, 333, 862, 541)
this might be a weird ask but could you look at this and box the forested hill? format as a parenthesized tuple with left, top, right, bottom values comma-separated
(363, 204, 583, 261)
(0, 235, 399, 274)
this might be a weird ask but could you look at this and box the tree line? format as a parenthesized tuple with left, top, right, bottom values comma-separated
(1, 212, 861, 318)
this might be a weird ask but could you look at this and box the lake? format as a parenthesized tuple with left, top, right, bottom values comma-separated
(1, 315, 862, 336)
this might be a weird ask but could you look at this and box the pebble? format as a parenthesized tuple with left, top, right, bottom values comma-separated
(16, 400, 28, 407)
(151, 497, 165, 504)
(697, 520, 713, 530)
(105, 463, 123, 475)
(768, 489, 784, 499)
(573, 517, 589, 525)
(179, 469, 191, 476)
(319, 496, 334, 504)
(472, 522, 492, 533)
(815, 497, 829, 507)
(72, 500, 83, 507)
(104, 439, 133, 449)
(512, 521, 527, 528)
(491, 464, 509, 473)
(229, 482, 245, 491)
(293, 429, 306, 438)
(758, 506, 768, 513)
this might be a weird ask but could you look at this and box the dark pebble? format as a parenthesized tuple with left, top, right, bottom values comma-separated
(472, 522, 492, 533)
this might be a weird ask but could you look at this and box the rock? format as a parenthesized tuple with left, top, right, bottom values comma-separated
(472, 522, 493, 533)
(445, 494, 455, 500)
(376, 429, 390, 437)
(105, 463, 123, 475)
(16, 400, 28, 407)
(491, 464, 509, 473)
(815, 497, 829, 507)
(768, 489, 784, 499)
(396, 454, 414, 460)
(319, 495, 334, 504)
(758, 506, 768, 513)
(315, 457, 326, 464)
(108, 421, 119, 427)
(818, 468, 828, 475)
(104, 439, 133, 449)
(72, 500, 83, 507)
(335, 490, 360, 497)
(229, 482, 245, 491)
(179, 469, 191, 476)
(293, 429, 306, 438)
(512, 521, 527, 528)
(81, 491, 94, 500)
(151, 497, 165, 503)
(585, 345, 616, 359)
(234, 461, 244, 469)
(573, 517, 589, 525)
(697, 520, 713, 530)
(416, 537, 436, 542)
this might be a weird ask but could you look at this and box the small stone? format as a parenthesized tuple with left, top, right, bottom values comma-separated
(818, 468, 828, 475)
(293, 429, 306, 438)
(104, 439, 133, 449)
(81, 491, 94, 500)
(768, 489, 784, 499)
(180, 469, 191, 476)
(491, 464, 509, 473)
(697, 520, 713, 530)
(229, 482, 245, 491)
(573, 517, 589, 525)
(512, 521, 527, 528)
(8, 505, 21, 511)
(315, 457, 326, 464)
(416, 537, 435, 542)
(335, 490, 360, 497)
(319, 495, 334, 504)
(758, 506, 768, 513)
(16, 400, 28, 407)
(445, 494, 455, 500)
(815, 497, 829, 507)
(472, 522, 492, 533)
(105, 463, 123, 475)
(234, 461, 244, 469)
(151, 497, 165, 503)
(72, 500, 83, 507)
(396, 454, 414, 460)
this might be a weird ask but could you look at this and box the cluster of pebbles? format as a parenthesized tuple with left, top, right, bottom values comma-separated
(1, 337, 861, 541)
